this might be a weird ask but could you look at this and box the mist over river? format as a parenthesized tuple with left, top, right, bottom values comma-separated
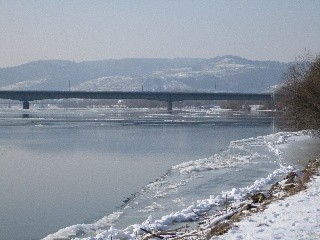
(0, 108, 319, 240)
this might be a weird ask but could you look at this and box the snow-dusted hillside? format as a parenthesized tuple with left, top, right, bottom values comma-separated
(0, 56, 289, 92)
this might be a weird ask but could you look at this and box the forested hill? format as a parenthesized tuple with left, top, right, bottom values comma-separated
(0, 56, 289, 93)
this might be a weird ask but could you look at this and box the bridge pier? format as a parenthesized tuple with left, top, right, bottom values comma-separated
(23, 101, 30, 109)
(167, 101, 173, 113)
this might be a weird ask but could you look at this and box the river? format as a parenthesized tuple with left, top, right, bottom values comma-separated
(0, 107, 319, 240)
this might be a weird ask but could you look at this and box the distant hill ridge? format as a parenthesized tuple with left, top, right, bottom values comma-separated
(0, 56, 289, 93)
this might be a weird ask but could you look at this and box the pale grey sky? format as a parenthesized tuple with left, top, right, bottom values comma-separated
(0, 0, 319, 67)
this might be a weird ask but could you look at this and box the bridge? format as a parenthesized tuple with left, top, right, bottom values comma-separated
(0, 90, 273, 112)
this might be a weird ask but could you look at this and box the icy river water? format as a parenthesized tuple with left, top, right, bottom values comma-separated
(0, 108, 319, 240)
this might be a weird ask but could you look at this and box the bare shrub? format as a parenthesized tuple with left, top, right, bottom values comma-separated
(277, 54, 320, 130)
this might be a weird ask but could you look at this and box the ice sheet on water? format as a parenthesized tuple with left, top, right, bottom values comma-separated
(43, 130, 313, 240)
(62, 165, 293, 240)
(43, 211, 123, 240)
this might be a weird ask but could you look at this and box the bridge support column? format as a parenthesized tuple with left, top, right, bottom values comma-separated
(23, 101, 30, 109)
(167, 101, 173, 113)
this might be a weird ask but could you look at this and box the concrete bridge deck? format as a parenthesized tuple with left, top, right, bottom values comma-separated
(0, 90, 273, 111)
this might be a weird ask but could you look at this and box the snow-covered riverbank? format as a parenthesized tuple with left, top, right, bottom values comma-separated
(216, 168, 320, 240)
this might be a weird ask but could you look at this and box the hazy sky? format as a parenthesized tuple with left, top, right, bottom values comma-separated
(1, 0, 319, 67)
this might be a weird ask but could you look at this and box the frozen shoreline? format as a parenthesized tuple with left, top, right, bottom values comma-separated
(74, 160, 320, 240)
(42, 130, 320, 240)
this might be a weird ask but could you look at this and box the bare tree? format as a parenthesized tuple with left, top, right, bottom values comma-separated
(277, 54, 320, 130)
